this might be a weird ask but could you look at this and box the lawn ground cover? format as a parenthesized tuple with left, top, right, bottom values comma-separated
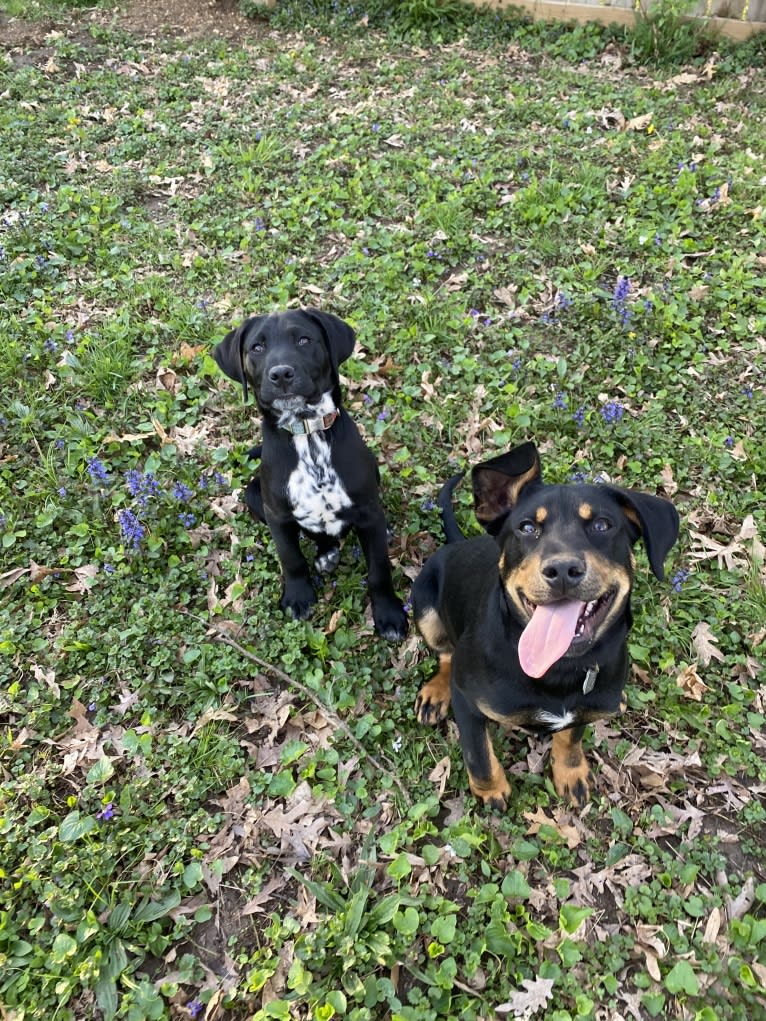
(1, 2, 765, 1019)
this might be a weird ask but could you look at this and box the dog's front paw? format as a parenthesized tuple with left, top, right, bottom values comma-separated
(315, 546, 341, 575)
(415, 658, 452, 725)
(550, 741, 594, 808)
(468, 770, 511, 813)
(372, 598, 408, 642)
(280, 580, 316, 620)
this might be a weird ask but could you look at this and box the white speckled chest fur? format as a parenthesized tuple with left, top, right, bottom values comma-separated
(287, 433, 353, 536)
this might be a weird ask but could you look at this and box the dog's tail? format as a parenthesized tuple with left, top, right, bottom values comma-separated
(436, 472, 466, 544)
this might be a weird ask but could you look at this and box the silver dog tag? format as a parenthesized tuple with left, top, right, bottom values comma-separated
(582, 667, 598, 694)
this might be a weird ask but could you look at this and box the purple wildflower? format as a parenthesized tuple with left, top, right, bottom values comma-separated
(55, 439, 65, 450)
(65, 329, 74, 343)
(87, 458, 109, 484)
(172, 481, 194, 503)
(187, 1000, 203, 1019)
(58, 487, 67, 498)
(573, 406, 586, 428)
(88, 701, 97, 711)
(178, 512, 197, 528)
(671, 568, 689, 593)
(600, 401, 625, 424)
(611, 276, 632, 326)
(553, 392, 567, 410)
(212, 471, 227, 488)
(44, 338, 58, 353)
(97, 803, 115, 821)
(103, 564, 116, 574)
(742, 385, 753, 400)
(125, 470, 161, 506)
(118, 508, 145, 550)
(377, 410, 388, 421)
(570, 470, 588, 482)
(724, 436, 734, 448)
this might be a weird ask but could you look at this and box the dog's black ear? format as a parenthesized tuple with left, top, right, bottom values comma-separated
(471, 442, 542, 533)
(212, 316, 266, 403)
(303, 309, 356, 374)
(608, 488, 680, 580)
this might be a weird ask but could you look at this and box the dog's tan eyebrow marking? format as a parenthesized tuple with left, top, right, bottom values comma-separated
(535, 507, 547, 523)
(578, 502, 593, 520)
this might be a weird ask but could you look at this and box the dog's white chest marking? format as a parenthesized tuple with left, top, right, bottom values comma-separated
(534, 709, 577, 731)
(287, 434, 352, 536)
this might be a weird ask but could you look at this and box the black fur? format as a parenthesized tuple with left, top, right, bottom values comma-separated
(413, 441, 680, 809)
(213, 309, 406, 641)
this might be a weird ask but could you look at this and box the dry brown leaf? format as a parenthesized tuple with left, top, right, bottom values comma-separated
(32, 663, 60, 699)
(691, 621, 725, 667)
(242, 876, 286, 916)
(1, 567, 30, 588)
(626, 112, 653, 132)
(428, 756, 451, 798)
(703, 906, 722, 944)
(660, 463, 677, 497)
(676, 663, 707, 701)
(496, 976, 555, 1018)
(493, 285, 518, 308)
(156, 366, 178, 393)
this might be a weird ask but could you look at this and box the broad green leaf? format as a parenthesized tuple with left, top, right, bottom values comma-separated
(59, 810, 96, 842)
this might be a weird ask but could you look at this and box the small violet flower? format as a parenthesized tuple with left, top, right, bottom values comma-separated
(97, 803, 115, 821)
(553, 391, 567, 410)
(600, 401, 625, 425)
(118, 508, 145, 550)
(87, 458, 109, 484)
(172, 481, 194, 503)
(671, 568, 689, 593)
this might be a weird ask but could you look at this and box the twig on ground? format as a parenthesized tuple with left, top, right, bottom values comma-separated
(179, 609, 411, 803)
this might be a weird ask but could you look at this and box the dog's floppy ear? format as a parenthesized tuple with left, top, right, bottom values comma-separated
(472, 441, 542, 534)
(212, 316, 266, 403)
(303, 309, 356, 375)
(608, 488, 680, 579)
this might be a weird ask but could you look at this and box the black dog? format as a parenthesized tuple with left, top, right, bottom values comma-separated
(213, 308, 407, 641)
(414, 441, 679, 809)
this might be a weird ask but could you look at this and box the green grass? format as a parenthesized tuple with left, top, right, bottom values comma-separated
(1, 3, 765, 1020)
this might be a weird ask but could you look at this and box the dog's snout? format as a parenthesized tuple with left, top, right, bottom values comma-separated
(541, 556, 586, 593)
(267, 364, 296, 389)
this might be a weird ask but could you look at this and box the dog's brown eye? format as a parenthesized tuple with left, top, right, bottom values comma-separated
(592, 516, 611, 532)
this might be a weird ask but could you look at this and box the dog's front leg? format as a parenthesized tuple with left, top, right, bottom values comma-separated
(355, 514, 407, 642)
(452, 686, 511, 811)
(550, 725, 594, 807)
(268, 517, 316, 620)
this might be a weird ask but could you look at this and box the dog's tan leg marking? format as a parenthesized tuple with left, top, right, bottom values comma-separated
(415, 654, 452, 725)
(550, 728, 594, 808)
(467, 735, 511, 812)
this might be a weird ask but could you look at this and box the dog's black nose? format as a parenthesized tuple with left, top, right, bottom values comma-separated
(541, 556, 586, 593)
(267, 364, 295, 389)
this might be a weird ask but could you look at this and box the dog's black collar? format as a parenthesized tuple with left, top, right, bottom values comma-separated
(282, 409, 339, 436)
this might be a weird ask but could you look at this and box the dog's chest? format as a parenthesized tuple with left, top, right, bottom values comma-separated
(287, 435, 352, 536)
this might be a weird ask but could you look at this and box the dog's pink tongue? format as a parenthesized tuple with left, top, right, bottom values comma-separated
(518, 600, 586, 678)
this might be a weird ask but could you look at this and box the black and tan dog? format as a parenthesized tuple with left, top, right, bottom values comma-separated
(414, 441, 679, 809)
(213, 309, 407, 641)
